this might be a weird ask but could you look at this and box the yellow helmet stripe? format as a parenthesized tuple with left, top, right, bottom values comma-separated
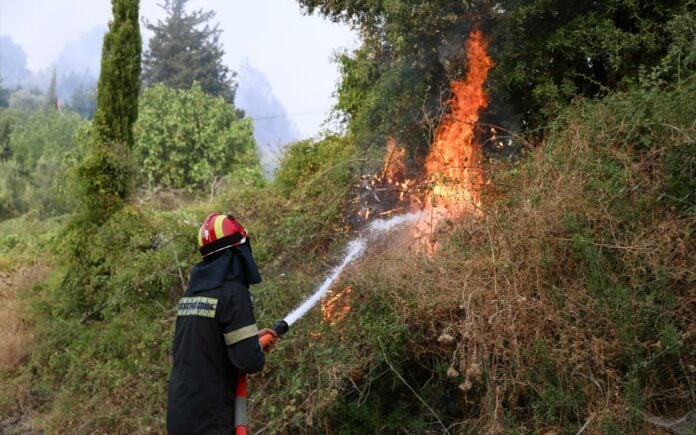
(214, 214, 226, 240)
(198, 226, 204, 247)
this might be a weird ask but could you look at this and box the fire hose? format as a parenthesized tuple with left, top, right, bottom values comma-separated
(234, 320, 289, 435)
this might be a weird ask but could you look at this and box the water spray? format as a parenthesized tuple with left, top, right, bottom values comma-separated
(263, 212, 419, 339)
(234, 213, 419, 434)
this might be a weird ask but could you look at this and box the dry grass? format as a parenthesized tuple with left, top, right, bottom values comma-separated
(344, 110, 696, 432)
(0, 262, 50, 372)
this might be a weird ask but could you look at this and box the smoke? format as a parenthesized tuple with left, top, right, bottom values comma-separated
(54, 25, 104, 79)
(0, 35, 31, 87)
(234, 60, 301, 177)
(1, 27, 103, 114)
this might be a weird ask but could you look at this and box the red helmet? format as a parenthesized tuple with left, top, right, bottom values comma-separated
(198, 213, 248, 257)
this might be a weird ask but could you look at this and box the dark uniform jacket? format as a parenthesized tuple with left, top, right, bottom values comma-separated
(167, 247, 264, 434)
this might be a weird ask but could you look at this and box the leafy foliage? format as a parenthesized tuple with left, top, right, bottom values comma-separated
(8, 109, 84, 171)
(67, 83, 97, 119)
(16, 207, 200, 432)
(134, 83, 260, 190)
(334, 42, 441, 156)
(1, 1, 694, 433)
(0, 160, 26, 219)
(321, 1, 480, 153)
(0, 78, 9, 108)
(0, 109, 86, 218)
(142, 0, 237, 104)
(488, 0, 696, 127)
(3, 81, 694, 430)
(5, 134, 362, 431)
(75, 137, 135, 219)
(301, 0, 696, 150)
(0, 108, 23, 161)
(8, 88, 44, 113)
(328, 81, 695, 432)
(241, 135, 360, 263)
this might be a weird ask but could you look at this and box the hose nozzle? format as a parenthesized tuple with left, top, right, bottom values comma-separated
(272, 319, 289, 336)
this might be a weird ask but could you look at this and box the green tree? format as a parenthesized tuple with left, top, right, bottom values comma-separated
(300, 0, 696, 146)
(134, 83, 259, 190)
(142, 0, 236, 103)
(0, 159, 26, 219)
(9, 110, 85, 172)
(0, 76, 9, 108)
(92, 0, 141, 148)
(488, 0, 696, 127)
(8, 88, 44, 113)
(77, 0, 141, 221)
(299, 0, 486, 153)
(0, 109, 86, 219)
(0, 109, 23, 161)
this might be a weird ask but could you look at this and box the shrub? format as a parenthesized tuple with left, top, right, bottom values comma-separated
(0, 109, 86, 219)
(8, 109, 85, 172)
(0, 160, 27, 219)
(225, 134, 362, 265)
(134, 83, 260, 191)
(23, 206, 201, 431)
(331, 80, 696, 432)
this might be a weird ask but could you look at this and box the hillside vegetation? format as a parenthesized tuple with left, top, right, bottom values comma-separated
(1, 81, 694, 432)
(1, 0, 695, 433)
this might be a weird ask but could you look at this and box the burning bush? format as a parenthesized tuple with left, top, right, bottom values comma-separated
(299, 79, 695, 432)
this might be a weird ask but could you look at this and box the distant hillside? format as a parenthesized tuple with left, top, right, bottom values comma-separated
(235, 61, 301, 176)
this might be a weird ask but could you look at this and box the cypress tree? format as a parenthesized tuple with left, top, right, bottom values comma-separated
(0, 76, 9, 108)
(45, 69, 58, 111)
(77, 0, 141, 222)
(93, 0, 142, 148)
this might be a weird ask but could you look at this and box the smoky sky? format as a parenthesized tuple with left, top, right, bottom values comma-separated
(0, 0, 357, 137)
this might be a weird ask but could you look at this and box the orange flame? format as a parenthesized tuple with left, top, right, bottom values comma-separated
(321, 285, 353, 326)
(368, 29, 493, 254)
(425, 28, 493, 215)
(381, 137, 407, 185)
(309, 285, 354, 339)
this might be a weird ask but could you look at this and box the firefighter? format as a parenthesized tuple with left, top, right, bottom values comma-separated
(167, 213, 277, 434)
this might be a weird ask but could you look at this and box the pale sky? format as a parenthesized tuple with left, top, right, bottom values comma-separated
(0, 0, 357, 137)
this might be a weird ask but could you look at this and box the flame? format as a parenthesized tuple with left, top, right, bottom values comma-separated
(381, 137, 407, 185)
(425, 28, 493, 216)
(364, 28, 493, 254)
(321, 285, 353, 326)
(326, 32, 495, 335)
(379, 137, 413, 202)
(309, 285, 353, 339)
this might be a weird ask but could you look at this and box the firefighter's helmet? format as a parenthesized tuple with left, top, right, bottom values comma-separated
(198, 213, 247, 258)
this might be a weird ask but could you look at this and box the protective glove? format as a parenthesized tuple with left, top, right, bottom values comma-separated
(258, 327, 278, 352)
